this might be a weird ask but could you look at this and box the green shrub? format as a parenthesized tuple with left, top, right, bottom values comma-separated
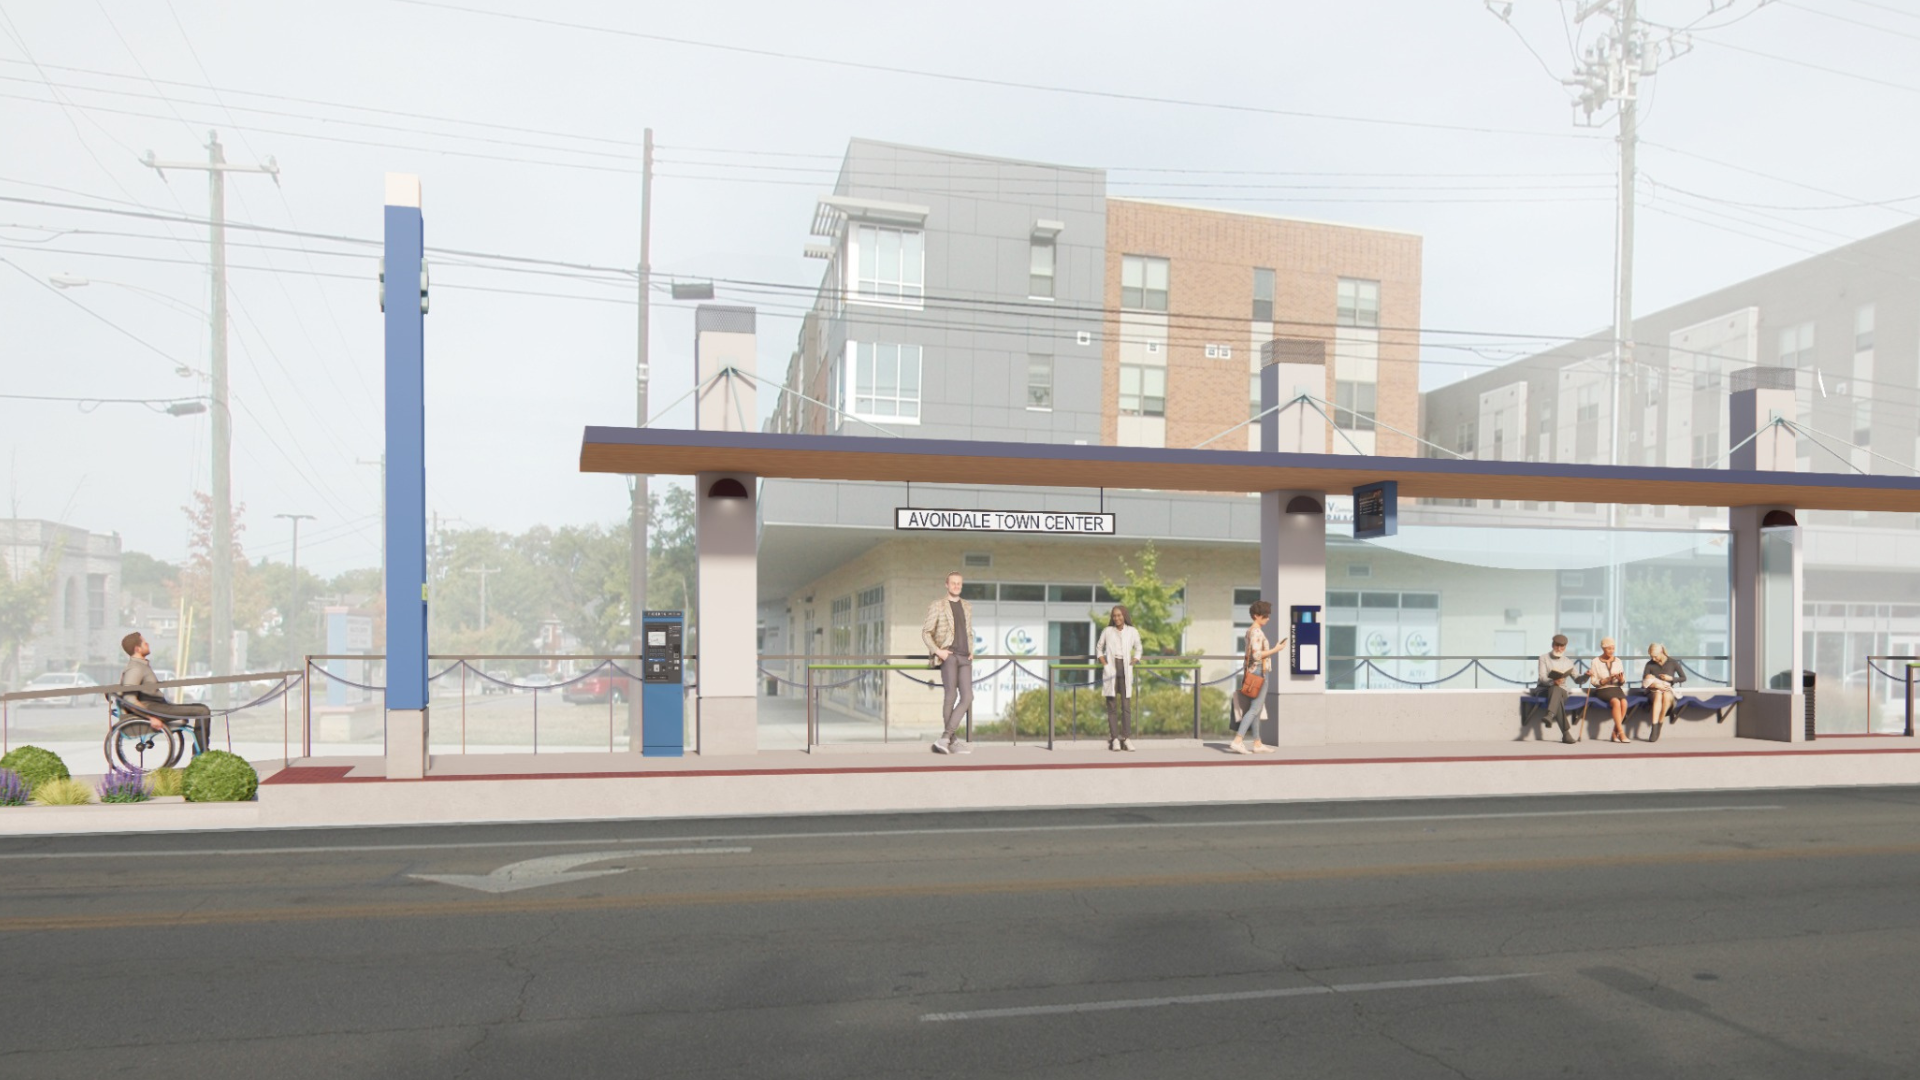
(0, 746, 70, 792)
(983, 678, 1234, 739)
(33, 778, 92, 806)
(148, 767, 185, 797)
(183, 751, 258, 803)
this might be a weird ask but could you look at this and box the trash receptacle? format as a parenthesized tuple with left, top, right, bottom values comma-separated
(1803, 669, 1817, 741)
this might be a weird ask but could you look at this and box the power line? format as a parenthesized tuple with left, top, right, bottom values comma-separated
(1694, 37, 1920, 96)
(394, 0, 1604, 143)
(1779, 0, 1920, 42)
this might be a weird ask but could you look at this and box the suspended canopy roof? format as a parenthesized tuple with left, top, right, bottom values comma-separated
(579, 427, 1920, 513)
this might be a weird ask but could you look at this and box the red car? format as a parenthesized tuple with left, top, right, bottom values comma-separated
(563, 672, 634, 704)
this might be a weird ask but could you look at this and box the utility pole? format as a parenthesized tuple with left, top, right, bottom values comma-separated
(275, 513, 315, 666)
(464, 565, 502, 629)
(628, 127, 653, 752)
(143, 132, 278, 704)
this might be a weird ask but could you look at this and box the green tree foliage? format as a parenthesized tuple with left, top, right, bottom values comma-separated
(0, 539, 61, 686)
(1623, 567, 1711, 660)
(1092, 541, 1190, 656)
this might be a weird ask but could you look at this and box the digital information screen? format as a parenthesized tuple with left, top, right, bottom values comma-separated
(1353, 481, 1399, 540)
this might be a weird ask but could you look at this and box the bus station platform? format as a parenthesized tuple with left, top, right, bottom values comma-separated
(5, 734, 1917, 837)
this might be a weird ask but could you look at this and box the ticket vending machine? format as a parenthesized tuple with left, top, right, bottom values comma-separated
(640, 610, 685, 757)
(1290, 605, 1322, 676)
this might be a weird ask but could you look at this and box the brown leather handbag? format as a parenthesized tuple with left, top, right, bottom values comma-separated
(1239, 649, 1265, 699)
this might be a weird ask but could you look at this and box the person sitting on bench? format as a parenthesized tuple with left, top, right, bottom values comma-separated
(1642, 643, 1685, 743)
(1590, 637, 1630, 743)
(119, 632, 212, 752)
(1534, 634, 1589, 744)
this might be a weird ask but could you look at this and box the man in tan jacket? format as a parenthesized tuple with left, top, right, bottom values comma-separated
(921, 571, 975, 754)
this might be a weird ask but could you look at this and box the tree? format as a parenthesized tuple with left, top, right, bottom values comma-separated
(1094, 541, 1191, 656)
(1623, 566, 1711, 661)
(647, 485, 696, 616)
(0, 538, 61, 685)
(174, 493, 268, 671)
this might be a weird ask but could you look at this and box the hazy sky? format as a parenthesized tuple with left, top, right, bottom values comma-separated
(3, 0, 1915, 575)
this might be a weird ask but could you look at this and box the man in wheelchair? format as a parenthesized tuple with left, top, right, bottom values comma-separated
(117, 632, 212, 754)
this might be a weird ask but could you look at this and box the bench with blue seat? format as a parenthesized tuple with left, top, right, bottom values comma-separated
(1520, 687, 1741, 730)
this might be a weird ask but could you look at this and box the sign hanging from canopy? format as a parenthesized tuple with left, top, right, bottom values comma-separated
(895, 507, 1116, 535)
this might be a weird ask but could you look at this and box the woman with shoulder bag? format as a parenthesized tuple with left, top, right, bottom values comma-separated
(1229, 600, 1287, 755)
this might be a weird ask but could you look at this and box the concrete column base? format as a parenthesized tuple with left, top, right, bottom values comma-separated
(698, 695, 758, 756)
(1735, 692, 1805, 742)
(1266, 693, 1329, 747)
(386, 708, 427, 779)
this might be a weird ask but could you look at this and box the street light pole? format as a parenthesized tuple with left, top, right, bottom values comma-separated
(275, 513, 315, 666)
(143, 132, 278, 702)
(463, 565, 502, 629)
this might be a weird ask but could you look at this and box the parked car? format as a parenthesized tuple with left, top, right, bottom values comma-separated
(515, 673, 561, 694)
(22, 671, 95, 707)
(564, 672, 634, 705)
(479, 670, 516, 696)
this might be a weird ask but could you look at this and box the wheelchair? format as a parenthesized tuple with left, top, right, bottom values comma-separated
(104, 693, 212, 772)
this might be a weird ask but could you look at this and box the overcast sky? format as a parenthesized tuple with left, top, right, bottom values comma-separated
(3, 0, 1915, 575)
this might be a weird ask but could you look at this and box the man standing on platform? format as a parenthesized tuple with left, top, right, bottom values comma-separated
(922, 571, 975, 755)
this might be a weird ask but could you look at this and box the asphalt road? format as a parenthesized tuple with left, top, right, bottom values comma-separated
(4, 786, 1920, 1078)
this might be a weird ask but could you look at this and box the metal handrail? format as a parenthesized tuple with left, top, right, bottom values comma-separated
(0, 668, 301, 704)
(1863, 655, 1919, 738)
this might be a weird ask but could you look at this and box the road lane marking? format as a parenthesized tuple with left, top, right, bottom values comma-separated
(0, 803, 1784, 861)
(410, 846, 750, 894)
(919, 973, 1538, 1022)
(3, 836, 1914, 935)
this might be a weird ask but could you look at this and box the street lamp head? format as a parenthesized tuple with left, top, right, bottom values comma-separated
(49, 273, 89, 289)
(166, 401, 207, 417)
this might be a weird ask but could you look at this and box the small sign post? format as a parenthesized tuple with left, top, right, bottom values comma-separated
(1353, 481, 1398, 540)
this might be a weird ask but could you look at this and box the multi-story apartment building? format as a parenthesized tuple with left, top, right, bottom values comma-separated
(1420, 218, 1920, 725)
(756, 139, 1428, 733)
(1102, 199, 1420, 455)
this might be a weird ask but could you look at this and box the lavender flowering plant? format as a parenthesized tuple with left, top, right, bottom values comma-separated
(0, 768, 27, 807)
(97, 768, 151, 804)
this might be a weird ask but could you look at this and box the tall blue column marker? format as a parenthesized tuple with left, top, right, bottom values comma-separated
(383, 174, 429, 777)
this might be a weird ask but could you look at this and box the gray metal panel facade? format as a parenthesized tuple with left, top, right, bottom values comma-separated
(832, 139, 1107, 444)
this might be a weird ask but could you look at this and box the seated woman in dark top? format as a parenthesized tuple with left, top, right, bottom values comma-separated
(1589, 638, 1630, 743)
(1642, 643, 1686, 742)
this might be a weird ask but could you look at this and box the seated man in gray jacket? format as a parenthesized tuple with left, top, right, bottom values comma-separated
(1533, 634, 1589, 744)
(120, 632, 212, 752)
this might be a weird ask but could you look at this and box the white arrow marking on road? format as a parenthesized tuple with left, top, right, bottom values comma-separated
(409, 846, 750, 894)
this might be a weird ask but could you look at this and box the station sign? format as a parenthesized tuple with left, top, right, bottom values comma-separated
(895, 507, 1116, 535)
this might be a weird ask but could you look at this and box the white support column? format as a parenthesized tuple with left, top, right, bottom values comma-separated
(1729, 366, 1803, 741)
(695, 471, 759, 755)
(1259, 363, 1330, 744)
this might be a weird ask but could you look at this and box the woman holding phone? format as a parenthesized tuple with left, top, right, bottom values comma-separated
(1229, 600, 1287, 755)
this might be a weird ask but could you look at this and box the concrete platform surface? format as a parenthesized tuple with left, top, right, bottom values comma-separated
(2, 734, 1916, 837)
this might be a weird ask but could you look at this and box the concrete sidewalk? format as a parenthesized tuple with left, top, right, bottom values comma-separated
(3, 735, 1917, 836)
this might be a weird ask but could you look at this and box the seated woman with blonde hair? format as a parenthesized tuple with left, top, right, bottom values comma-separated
(1642, 643, 1686, 742)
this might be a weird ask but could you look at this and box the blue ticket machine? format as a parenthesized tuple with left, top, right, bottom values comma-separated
(640, 610, 685, 757)
(1290, 605, 1322, 676)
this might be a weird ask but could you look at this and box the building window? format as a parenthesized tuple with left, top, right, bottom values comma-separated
(1337, 278, 1379, 328)
(854, 585, 886, 715)
(1249, 373, 1261, 421)
(1118, 364, 1166, 417)
(1252, 267, 1275, 322)
(1026, 355, 1053, 410)
(87, 573, 107, 630)
(1029, 238, 1055, 299)
(1855, 304, 1875, 353)
(1121, 255, 1169, 312)
(1455, 421, 1477, 457)
(1691, 432, 1717, 469)
(1855, 401, 1872, 446)
(850, 224, 924, 303)
(1777, 321, 1815, 367)
(1334, 380, 1376, 431)
(1576, 383, 1601, 424)
(848, 342, 922, 421)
